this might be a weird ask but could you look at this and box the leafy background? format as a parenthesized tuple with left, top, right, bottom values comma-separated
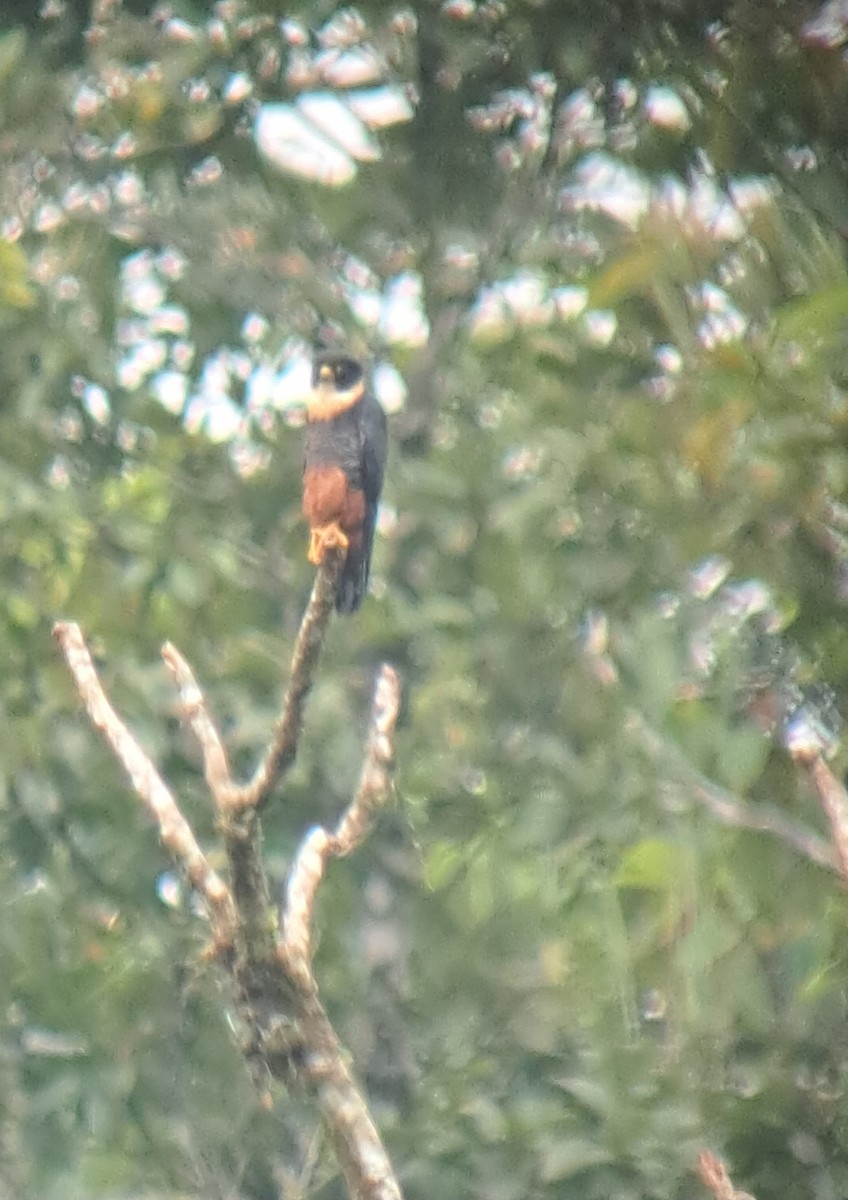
(3, 1, 848, 1197)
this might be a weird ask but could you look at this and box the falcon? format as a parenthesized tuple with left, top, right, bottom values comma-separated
(302, 352, 388, 614)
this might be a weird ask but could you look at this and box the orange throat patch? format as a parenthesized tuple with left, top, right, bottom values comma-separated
(306, 379, 365, 422)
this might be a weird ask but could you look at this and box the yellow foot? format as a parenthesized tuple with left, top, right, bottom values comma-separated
(307, 523, 349, 565)
(307, 528, 323, 565)
(322, 522, 349, 552)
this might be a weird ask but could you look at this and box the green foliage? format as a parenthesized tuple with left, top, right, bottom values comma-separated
(3, 1, 848, 1198)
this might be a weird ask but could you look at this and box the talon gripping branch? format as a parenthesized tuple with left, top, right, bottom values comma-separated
(302, 353, 388, 614)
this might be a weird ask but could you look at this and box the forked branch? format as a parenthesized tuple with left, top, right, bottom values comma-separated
(235, 553, 344, 810)
(284, 664, 400, 965)
(52, 621, 237, 946)
(53, 554, 404, 1200)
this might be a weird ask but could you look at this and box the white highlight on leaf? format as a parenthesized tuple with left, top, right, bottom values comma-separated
(297, 92, 381, 160)
(346, 85, 415, 128)
(254, 86, 413, 186)
(643, 85, 691, 132)
(373, 361, 407, 413)
(255, 101, 358, 186)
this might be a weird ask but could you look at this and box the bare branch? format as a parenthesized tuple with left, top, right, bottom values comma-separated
(53, 622, 236, 943)
(691, 777, 835, 872)
(297, 1007, 403, 1200)
(162, 641, 233, 801)
(696, 1150, 756, 1200)
(789, 746, 848, 881)
(338, 664, 401, 847)
(269, 663, 404, 1200)
(161, 640, 276, 953)
(54, 602, 406, 1200)
(283, 664, 401, 966)
(628, 710, 836, 872)
(229, 553, 343, 812)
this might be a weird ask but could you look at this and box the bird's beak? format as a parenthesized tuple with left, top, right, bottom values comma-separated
(318, 364, 333, 383)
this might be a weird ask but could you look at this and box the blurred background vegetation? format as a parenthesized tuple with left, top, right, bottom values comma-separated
(4, 1, 848, 1197)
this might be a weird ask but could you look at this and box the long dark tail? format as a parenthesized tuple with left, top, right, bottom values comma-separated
(336, 508, 377, 614)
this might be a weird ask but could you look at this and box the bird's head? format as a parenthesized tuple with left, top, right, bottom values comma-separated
(308, 353, 366, 420)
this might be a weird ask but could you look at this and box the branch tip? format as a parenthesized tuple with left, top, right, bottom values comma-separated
(54, 621, 236, 941)
(162, 639, 233, 801)
(282, 662, 402, 965)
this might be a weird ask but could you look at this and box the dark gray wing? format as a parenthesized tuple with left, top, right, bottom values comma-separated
(361, 389, 388, 504)
(336, 390, 387, 614)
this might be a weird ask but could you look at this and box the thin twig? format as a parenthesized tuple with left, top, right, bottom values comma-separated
(162, 639, 274, 954)
(230, 553, 343, 812)
(696, 1150, 756, 1200)
(627, 710, 836, 872)
(283, 664, 401, 966)
(162, 641, 233, 801)
(789, 745, 848, 882)
(53, 622, 236, 943)
(340, 664, 400, 840)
